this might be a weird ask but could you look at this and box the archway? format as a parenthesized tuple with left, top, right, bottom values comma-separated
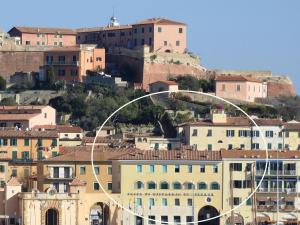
(90, 202, 110, 225)
(45, 208, 59, 225)
(198, 206, 220, 225)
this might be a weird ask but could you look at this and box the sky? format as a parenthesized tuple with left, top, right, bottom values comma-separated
(1, 0, 299, 93)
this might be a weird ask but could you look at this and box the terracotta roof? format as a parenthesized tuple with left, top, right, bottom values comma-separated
(283, 122, 300, 130)
(69, 178, 86, 186)
(0, 129, 58, 138)
(0, 105, 49, 110)
(253, 118, 283, 126)
(215, 75, 262, 83)
(181, 116, 251, 127)
(45, 146, 137, 162)
(221, 149, 300, 159)
(33, 125, 57, 130)
(149, 80, 178, 86)
(0, 113, 38, 120)
(111, 150, 221, 161)
(33, 125, 82, 133)
(10, 26, 76, 35)
(6, 177, 21, 186)
(135, 18, 186, 26)
(0, 105, 51, 121)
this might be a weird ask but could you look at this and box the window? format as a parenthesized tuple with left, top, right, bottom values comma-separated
(12, 169, 17, 177)
(59, 34, 63, 38)
(233, 197, 241, 205)
(37, 33, 40, 38)
(161, 216, 168, 224)
(141, 39, 145, 45)
(107, 166, 112, 175)
(176, 41, 180, 46)
(10, 138, 17, 146)
(149, 198, 155, 207)
(71, 69, 78, 76)
(149, 27, 152, 32)
(188, 165, 192, 173)
(37, 151, 43, 160)
(228, 144, 233, 150)
(252, 143, 260, 150)
(230, 163, 242, 171)
(164, 41, 167, 46)
(94, 166, 100, 175)
(226, 130, 235, 137)
(174, 216, 181, 224)
(179, 28, 183, 33)
(208, 144, 212, 151)
(186, 182, 194, 190)
(80, 166, 86, 175)
(135, 181, 144, 189)
(162, 165, 168, 173)
(198, 182, 207, 190)
(192, 129, 197, 136)
(158, 27, 162, 32)
(160, 181, 169, 189)
(24, 138, 29, 146)
(136, 198, 142, 207)
(278, 131, 283, 137)
(21, 151, 29, 160)
(54, 42, 57, 46)
(25, 41, 30, 45)
(267, 143, 272, 150)
(210, 182, 220, 190)
(207, 129, 212, 136)
(233, 180, 243, 188)
(141, 27, 145, 33)
(51, 138, 57, 147)
(173, 182, 182, 190)
(0, 165, 6, 173)
(246, 198, 252, 205)
(162, 198, 168, 206)
(12, 151, 17, 160)
(222, 84, 226, 91)
(148, 215, 155, 225)
(149, 165, 155, 173)
(174, 198, 180, 206)
(37, 41, 40, 45)
(147, 181, 156, 189)
(213, 165, 218, 173)
(237, 84, 241, 91)
(187, 198, 193, 206)
(107, 182, 112, 190)
(37, 138, 43, 147)
(93, 182, 100, 190)
(265, 131, 274, 137)
(285, 131, 289, 138)
(200, 164, 205, 173)
(174, 165, 180, 173)
(58, 69, 66, 76)
(136, 165, 142, 173)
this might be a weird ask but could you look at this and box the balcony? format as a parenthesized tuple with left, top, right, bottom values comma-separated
(257, 187, 269, 192)
(46, 173, 74, 180)
(45, 61, 79, 66)
(284, 170, 296, 175)
(11, 158, 34, 163)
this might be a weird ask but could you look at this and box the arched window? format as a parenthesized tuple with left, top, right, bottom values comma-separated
(147, 181, 156, 189)
(198, 182, 207, 190)
(185, 182, 194, 190)
(210, 182, 220, 190)
(173, 182, 182, 190)
(137, 138, 142, 142)
(135, 181, 144, 189)
(160, 181, 169, 189)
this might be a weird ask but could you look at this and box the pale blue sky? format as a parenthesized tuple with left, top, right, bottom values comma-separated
(1, 0, 299, 93)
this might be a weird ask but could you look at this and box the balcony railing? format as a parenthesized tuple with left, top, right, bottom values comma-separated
(256, 170, 296, 176)
(11, 158, 34, 163)
(46, 173, 74, 179)
(46, 61, 79, 66)
(284, 170, 296, 175)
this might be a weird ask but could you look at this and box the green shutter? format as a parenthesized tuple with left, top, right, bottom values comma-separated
(12, 151, 17, 160)
(24, 138, 29, 146)
(38, 151, 43, 160)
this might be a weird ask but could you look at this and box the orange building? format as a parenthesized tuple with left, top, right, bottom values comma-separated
(77, 17, 187, 53)
(8, 26, 77, 47)
(42, 45, 105, 82)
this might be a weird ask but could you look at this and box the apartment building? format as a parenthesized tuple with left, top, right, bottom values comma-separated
(77, 17, 187, 53)
(0, 105, 56, 129)
(215, 75, 267, 102)
(134, 134, 182, 150)
(222, 150, 300, 225)
(112, 150, 223, 225)
(8, 26, 76, 46)
(41, 44, 105, 82)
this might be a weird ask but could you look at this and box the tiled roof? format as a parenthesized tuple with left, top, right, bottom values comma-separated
(181, 116, 251, 127)
(0, 114, 38, 120)
(215, 75, 262, 83)
(0, 129, 58, 138)
(0, 105, 49, 110)
(6, 177, 21, 186)
(0, 105, 50, 121)
(149, 80, 178, 86)
(221, 150, 300, 159)
(10, 26, 76, 35)
(283, 122, 300, 130)
(111, 150, 221, 161)
(33, 125, 82, 133)
(253, 118, 283, 126)
(45, 146, 137, 162)
(69, 178, 86, 186)
(76, 25, 132, 33)
(135, 18, 186, 26)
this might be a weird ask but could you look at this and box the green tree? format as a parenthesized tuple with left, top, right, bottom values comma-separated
(0, 97, 17, 106)
(0, 76, 6, 90)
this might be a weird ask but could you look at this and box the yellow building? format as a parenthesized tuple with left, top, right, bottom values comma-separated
(178, 110, 252, 151)
(112, 150, 223, 225)
(283, 121, 300, 151)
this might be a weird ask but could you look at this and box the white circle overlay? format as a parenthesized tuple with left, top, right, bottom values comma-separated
(91, 90, 269, 225)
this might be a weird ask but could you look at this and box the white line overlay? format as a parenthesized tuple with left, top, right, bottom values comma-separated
(91, 90, 269, 225)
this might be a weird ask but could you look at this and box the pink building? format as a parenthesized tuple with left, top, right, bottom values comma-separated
(8, 26, 77, 47)
(0, 105, 56, 129)
(77, 17, 187, 53)
(215, 75, 267, 102)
